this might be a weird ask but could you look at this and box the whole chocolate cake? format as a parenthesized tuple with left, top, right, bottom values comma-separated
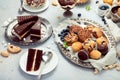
(58, 0, 76, 6)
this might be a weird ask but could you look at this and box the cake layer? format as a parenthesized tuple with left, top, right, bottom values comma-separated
(17, 16, 38, 25)
(26, 49, 43, 71)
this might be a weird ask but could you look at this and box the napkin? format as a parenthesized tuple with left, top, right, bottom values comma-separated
(105, 17, 120, 43)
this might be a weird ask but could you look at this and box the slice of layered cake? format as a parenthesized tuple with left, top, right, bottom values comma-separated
(13, 21, 35, 40)
(30, 19, 41, 41)
(17, 16, 38, 25)
(26, 49, 43, 71)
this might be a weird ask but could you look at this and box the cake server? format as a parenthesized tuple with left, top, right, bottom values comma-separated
(37, 51, 53, 79)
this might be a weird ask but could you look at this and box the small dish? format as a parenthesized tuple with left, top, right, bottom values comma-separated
(22, 0, 49, 13)
(19, 48, 59, 75)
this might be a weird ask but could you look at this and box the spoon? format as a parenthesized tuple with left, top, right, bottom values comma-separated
(37, 51, 53, 79)
(18, 0, 24, 14)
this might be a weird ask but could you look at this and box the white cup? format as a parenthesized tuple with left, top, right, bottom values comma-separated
(97, 3, 111, 16)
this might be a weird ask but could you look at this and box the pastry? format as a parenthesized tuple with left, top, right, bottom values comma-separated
(58, 0, 76, 6)
(117, 8, 120, 16)
(97, 44, 108, 55)
(96, 36, 108, 45)
(7, 45, 21, 53)
(26, 49, 43, 71)
(1, 50, 10, 57)
(69, 25, 83, 34)
(76, 0, 89, 4)
(103, 0, 113, 5)
(85, 25, 95, 32)
(64, 32, 78, 45)
(83, 38, 96, 52)
(25, 0, 46, 7)
(71, 41, 82, 52)
(78, 28, 91, 42)
(78, 49, 89, 60)
(92, 27, 103, 38)
(90, 50, 102, 60)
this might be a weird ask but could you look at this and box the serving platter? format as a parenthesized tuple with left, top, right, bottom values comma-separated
(22, 0, 49, 13)
(5, 17, 53, 45)
(54, 18, 116, 68)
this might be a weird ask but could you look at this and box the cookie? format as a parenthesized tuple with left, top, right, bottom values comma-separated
(7, 45, 21, 53)
(1, 50, 10, 57)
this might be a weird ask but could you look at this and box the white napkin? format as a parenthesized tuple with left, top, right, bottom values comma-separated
(88, 47, 117, 71)
(105, 17, 120, 43)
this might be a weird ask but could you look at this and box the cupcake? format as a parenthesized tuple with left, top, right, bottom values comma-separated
(78, 49, 89, 60)
(97, 44, 108, 55)
(96, 36, 108, 45)
(90, 50, 102, 60)
(83, 38, 96, 52)
(92, 27, 103, 38)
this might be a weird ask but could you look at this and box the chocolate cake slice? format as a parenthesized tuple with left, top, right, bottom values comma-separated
(12, 21, 35, 40)
(17, 16, 38, 25)
(26, 49, 43, 71)
(30, 19, 41, 41)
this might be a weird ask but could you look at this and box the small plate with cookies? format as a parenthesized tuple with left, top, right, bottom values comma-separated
(54, 18, 116, 69)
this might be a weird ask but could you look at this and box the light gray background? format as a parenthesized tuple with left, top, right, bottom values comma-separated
(0, 0, 120, 80)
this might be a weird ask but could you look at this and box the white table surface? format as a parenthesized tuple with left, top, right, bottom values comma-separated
(0, 0, 120, 80)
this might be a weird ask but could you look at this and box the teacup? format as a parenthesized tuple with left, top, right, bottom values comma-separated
(110, 6, 120, 23)
(97, 3, 111, 16)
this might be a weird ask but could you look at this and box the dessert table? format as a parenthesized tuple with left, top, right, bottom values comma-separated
(0, 0, 120, 80)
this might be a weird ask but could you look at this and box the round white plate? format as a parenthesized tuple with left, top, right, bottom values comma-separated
(19, 48, 58, 75)
(22, 0, 49, 13)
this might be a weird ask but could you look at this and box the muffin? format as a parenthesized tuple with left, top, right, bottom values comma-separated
(71, 42, 82, 52)
(103, 0, 113, 5)
(69, 25, 83, 34)
(83, 38, 96, 52)
(92, 27, 103, 38)
(117, 8, 120, 16)
(90, 50, 102, 60)
(78, 49, 89, 60)
(97, 44, 108, 55)
(85, 25, 95, 32)
(96, 36, 108, 45)
(64, 32, 78, 45)
(78, 28, 91, 42)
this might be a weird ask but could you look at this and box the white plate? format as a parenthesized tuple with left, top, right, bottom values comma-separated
(19, 48, 58, 75)
(22, 0, 49, 13)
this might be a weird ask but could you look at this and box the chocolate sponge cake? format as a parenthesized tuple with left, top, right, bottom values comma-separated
(26, 49, 43, 71)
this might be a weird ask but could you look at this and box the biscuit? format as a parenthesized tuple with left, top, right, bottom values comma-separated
(1, 50, 10, 57)
(7, 45, 21, 53)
